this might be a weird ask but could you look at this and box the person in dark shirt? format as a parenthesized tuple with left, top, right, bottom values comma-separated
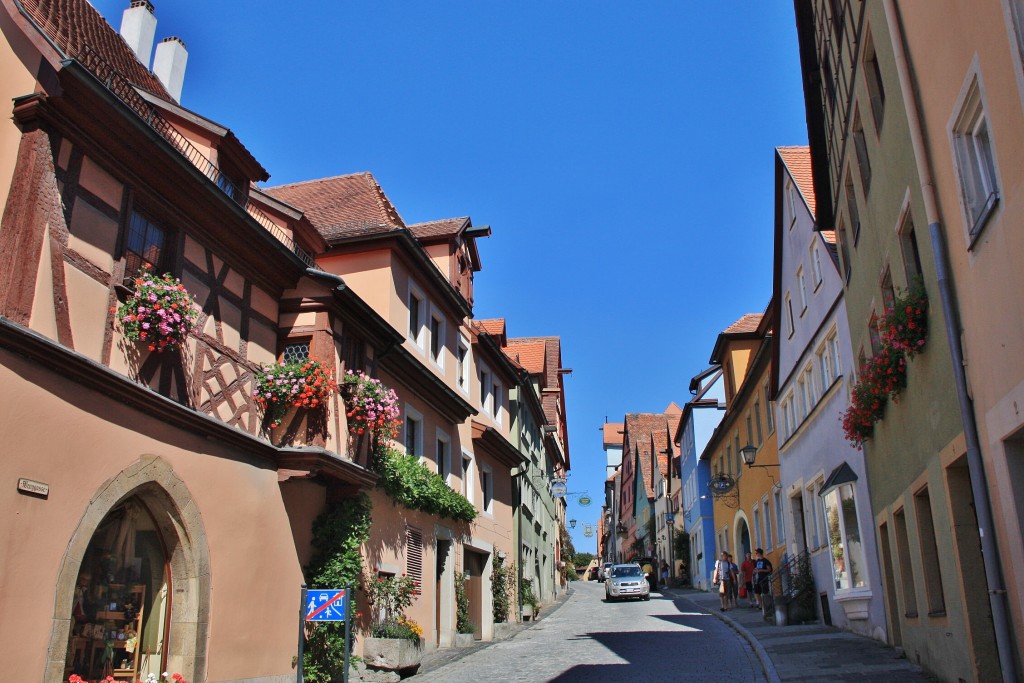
(752, 548, 773, 609)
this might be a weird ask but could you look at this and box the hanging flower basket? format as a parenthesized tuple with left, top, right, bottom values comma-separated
(342, 370, 401, 439)
(115, 266, 198, 353)
(253, 358, 338, 428)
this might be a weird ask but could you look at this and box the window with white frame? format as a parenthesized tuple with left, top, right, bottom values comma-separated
(462, 451, 474, 504)
(492, 380, 503, 425)
(781, 397, 792, 442)
(811, 242, 823, 289)
(822, 481, 868, 590)
(785, 293, 795, 337)
(805, 364, 818, 406)
(762, 497, 773, 549)
(754, 399, 764, 445)
(457, 337, 470, 393)
(952, 75, 999, 240)
(404, 405, 424, 459)
(408, 286, 426, 348)
(479, 366, 492, 415)
(429, 310, 445, 368)
(852, 107, 872, 194)
(764, 383, 774, 434)
(481, 464, 493, 513)
(797, 266, 808, 313)
(817, 338, 834, 393)
(773, 488, 786, 546)
(831, 335, 842, 377)
(436, 429, 451, 483)
(797, 377, 808, 422)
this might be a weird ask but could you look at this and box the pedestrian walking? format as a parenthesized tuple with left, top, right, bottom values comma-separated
(741, 551, 756, 607)
(752, 548, 773, 609)
(728, 553, 740, 608)
(660, 560, 669, 587)
(713, 551, 732, 611)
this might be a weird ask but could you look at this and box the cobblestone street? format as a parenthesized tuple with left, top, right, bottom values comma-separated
(411, 581, 766, 682)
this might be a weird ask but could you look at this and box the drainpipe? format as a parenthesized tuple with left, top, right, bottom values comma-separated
(883, 3, 1017, 680)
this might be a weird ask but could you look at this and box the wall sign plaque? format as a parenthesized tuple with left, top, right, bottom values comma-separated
(17, 478, 49, 498)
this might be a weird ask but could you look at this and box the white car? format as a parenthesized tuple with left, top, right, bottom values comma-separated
(599, 562, 613, 583)
(604, 564, 651, 601)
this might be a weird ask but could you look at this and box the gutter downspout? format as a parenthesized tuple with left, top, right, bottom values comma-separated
(882, 3, 1017, 680)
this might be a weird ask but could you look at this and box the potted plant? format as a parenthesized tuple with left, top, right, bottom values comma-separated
(361, 573, 424, 675)
(115, 266, 198, 353)
(341, 370, 401, 438)
(520, 578, 539, 621)
(252, 357, 338, 429)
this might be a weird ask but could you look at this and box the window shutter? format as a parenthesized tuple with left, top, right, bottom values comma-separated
(406, 527, 423, 586)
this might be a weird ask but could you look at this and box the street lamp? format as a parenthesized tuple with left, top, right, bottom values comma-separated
(740, 443, 779, 469)
(569, 518, 577, 529)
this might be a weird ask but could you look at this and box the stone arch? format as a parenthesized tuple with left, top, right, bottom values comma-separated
(732, 510, 752, 559)
(45, 455, 211, 682)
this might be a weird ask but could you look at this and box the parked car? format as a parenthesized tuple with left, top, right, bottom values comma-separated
(598, 562, 613, 583)
(604, 563, 651, 602)
(588, 565, 600, 580)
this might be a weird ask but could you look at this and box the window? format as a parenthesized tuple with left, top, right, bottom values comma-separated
(952, 77, 999, 240)
(868, 314, 883, 356)
(811, 243, 823, 289)
(914, 487, 946, 614)
(881, 268, 896, 313)
(404, 406, 423, 458)
(733, 434, 741, 474)
(281, 340, 310, 364)
(745, 413, 754, 449)
(124, 210, 168, 276)
(457, 337, 470, 393)
(781, 400, 792, 441)
(436, 430, 451, 483)
(481, 464, 493, 513)
(797, 377, 808, 422)
(797, 267, 808, 313)
(406, 526, 423, 587)
(408, 288, 425, 348)
(480, 367, 492, 415)
(763, 498, 773, 550)
(898, 213, 923, 283)
(831, 335, 842, 378)
(429, 313, 445, 367)
(807, 480, 823, 549)
(462, 452, 474, 503)
(753, 399, 764, 445)
(863, 31, 886, 132)
(764, 384, 774, 434)
(817, 337, 835, 392)
(845, 174, 861, 244)
(787, 179, 797, 226)
(785, 293, 795, 337)
(822, 482, 868, 591)
(837, 218, 852, 283)
(852, 108, 872, 194)
(753, 507, 762, 549)
(773, 488, 786, 546)
(492, 381, 503, 425)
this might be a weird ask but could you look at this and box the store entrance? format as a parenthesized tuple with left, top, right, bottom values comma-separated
(65, 497, 170, 681)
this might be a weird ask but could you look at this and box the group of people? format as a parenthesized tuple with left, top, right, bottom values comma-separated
(712, 548, 773, 612)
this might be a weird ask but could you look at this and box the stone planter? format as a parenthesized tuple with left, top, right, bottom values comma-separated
(521, 604, 534, 621)
(454, 632, 475, 648)
(362, 636, 423, 674)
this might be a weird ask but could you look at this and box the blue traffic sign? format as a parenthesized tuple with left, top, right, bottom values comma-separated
(305, 588, 348, 622)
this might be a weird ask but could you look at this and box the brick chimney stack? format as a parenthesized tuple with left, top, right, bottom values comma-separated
(119, 0, 156, 67)
(153, 36, 188, 102)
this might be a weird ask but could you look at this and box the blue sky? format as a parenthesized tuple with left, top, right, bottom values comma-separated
(90, 1, 809, 553)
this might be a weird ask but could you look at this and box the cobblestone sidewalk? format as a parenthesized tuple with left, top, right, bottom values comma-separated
(675, 588, 931, 682)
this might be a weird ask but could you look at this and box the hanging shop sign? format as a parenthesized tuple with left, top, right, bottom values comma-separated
(578, 495, 592, 507)
(550, 479, 568, 497)
(707, 473, 736, 496)
(583, 528, 594, 538)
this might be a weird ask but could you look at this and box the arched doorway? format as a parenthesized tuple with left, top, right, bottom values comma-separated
(65, 497, 170, 679)
(735, 517, 752, 558)
(48, 457, 210, 683)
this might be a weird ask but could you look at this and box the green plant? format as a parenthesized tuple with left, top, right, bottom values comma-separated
(372, 445, 477, 522)
(363, 572, 420, 640)
(562, 562, 579, 581)
(572, 552, 594, 568)
(881, 277, 928, 359)
(491, 556, 514, 623)
(253, 358, 338, 428)
(115, 266, 198, 353)
(519, 577, 538, 610)
(302, 494, 372, 683)
(456, 571, 474, 634)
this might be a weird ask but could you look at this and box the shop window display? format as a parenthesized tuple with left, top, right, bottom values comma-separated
(66, 498, 169, 680)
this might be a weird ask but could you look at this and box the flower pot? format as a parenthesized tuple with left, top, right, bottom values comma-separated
(521, 603, 534, 621)
(454, 632, 475, 648)
(362, 636, 422, 672)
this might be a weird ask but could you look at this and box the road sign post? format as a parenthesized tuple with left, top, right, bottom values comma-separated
(300, 586, 352, 683)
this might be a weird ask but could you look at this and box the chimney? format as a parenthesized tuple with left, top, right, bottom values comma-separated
(153, 37, 188, 102)
(119, 1, 157, 67)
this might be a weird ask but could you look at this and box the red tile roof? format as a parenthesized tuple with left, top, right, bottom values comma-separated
(408, 217, 468, 240)
(624, 412, 676, 500)
(603, 423, 624, 448)
(504, 339, 546, 375)
(777, 146, 817, 218)
(264, 172, 405, 240)
(723, 313, 763, 334)
(20, 0, 172, 100)
(474, 318, 506, 338)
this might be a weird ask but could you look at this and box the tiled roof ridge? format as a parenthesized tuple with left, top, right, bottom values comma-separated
(266, 171, 405, 229)
(777, 145, 817, 219)
(407, 216, 469, 228)
(723, 313, 763, 335)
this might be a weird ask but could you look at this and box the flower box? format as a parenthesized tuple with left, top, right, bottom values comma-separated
(362, 636, 422, 672)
